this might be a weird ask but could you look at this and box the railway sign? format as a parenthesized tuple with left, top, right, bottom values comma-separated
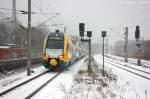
(79, 23, 85, 37)
(87, 31, 92, 38)
(102, 31, 106, 38)
(135, 26, 140, 39)
(78, 23, 92, 75)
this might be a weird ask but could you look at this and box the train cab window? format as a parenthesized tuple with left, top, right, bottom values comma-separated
(46, 39, 64, 49)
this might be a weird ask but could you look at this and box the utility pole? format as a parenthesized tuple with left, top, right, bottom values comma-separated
(124, 27, 128, 62)
(135, 26, 141, 66)
(12, 0, 17, 23)
(27, 0, 31, 75)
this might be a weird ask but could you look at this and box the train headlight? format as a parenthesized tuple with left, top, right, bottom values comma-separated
(59, 55, 63, 58)
(49, 59, 57, 66)
(59, 55, 63, 60)
(42, 55, 48, 62)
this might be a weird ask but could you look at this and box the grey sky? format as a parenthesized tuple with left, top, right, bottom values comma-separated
(1, 0, 150, 44)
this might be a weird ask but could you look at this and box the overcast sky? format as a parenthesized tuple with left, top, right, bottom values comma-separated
(1, 0, 150, 44)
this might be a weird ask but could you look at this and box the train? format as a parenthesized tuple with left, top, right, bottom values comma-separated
(0, 44, 26, 60)
(40, 30, 87, 70)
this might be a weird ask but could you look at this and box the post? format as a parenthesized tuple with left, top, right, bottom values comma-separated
(79, 23, 92, 74)
(102, 31, 106, 76)
(137, 39, 141, 66)
(88, 39, 91, 73)
(102, 37, 104, 76)
(124, 27, 128, 62)
(106, 38, 108, 55)
(135, 26, 141, 66)
(64, 26, 66, 34)
(12, 0, 17, 23)
(27, 0, 31, 76)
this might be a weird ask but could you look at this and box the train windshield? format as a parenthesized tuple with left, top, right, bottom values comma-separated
(46, 39, 64, 49)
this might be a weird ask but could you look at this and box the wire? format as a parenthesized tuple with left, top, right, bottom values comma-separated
(32, 13, 59, 30)
(31, 1, 40, 11)
(32, 0, 60, 28)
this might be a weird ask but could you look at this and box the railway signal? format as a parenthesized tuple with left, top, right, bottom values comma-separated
(79, 23, 92, 75)
(101, 31, 107, 76)
(79, 23, 85, 37)
(135, 26, 140, 39)
(87, 31, 92, 38)
(135, 26, 141, 66)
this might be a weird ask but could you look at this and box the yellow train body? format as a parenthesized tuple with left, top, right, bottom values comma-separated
(41, 31, 83, 70)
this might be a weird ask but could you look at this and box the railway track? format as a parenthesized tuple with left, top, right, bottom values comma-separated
(105, 60, 150, 80)
(0, 57, 85, 98)
(0, 70, 49, 96)
(0, 71, 61, 99)
(25, 72, 61, 99)
(105, 58, 150, 75)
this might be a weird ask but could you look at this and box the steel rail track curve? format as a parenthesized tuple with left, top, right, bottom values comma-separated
(0, 70, 49, 96)
(105, 61, 150, 80)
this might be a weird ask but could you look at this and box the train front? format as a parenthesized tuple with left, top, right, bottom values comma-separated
(41, 30, 67, 70)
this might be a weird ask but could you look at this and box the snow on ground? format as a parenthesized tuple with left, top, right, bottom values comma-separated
(94, 54, 150, 99)
(2, 72, 57, 99)
(0, 65, 47, 93)
(1, 55, 150, 99)
(32, 57, 87, 99)
(108, 54, 150, 69)
(105, 57, 150, 76)
(0, 64, 42, 79)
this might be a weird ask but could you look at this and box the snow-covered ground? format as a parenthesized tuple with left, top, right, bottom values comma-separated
(94, 54, 150, 99)
(107, 54, 150, 69)
(32, 58, 87, 99)
(0, 66, 48, 94)
(1, 55, 150, 99)
(0, 58, 87, 99)
(105, 56, 150, 75)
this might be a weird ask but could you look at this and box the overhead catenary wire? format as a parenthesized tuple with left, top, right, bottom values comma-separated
(32, 13, 59, 30)
(32, 0, 61, 28)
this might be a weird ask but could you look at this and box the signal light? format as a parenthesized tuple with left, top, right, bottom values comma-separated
(55, 29, 59, 33)
(135, 26, 140, 39)
(87, 31, 92, 38)
(102, 31, 106, 37)
(79, 23, 85, 37)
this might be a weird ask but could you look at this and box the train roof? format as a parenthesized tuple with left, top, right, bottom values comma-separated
(47, 32, 65, 40)
(48, 32, 64, 36)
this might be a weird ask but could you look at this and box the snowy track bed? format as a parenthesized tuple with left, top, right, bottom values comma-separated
(105, 57, 150, 75)
(94, 54, 150, 99)
(0, 58, 87, 99)
(0, 72, 58, 99)
(104, 58, 150, 80)
(107, 54, 150, 69)
(0, 70, 49, 96)
(31, 58, 87, 99)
